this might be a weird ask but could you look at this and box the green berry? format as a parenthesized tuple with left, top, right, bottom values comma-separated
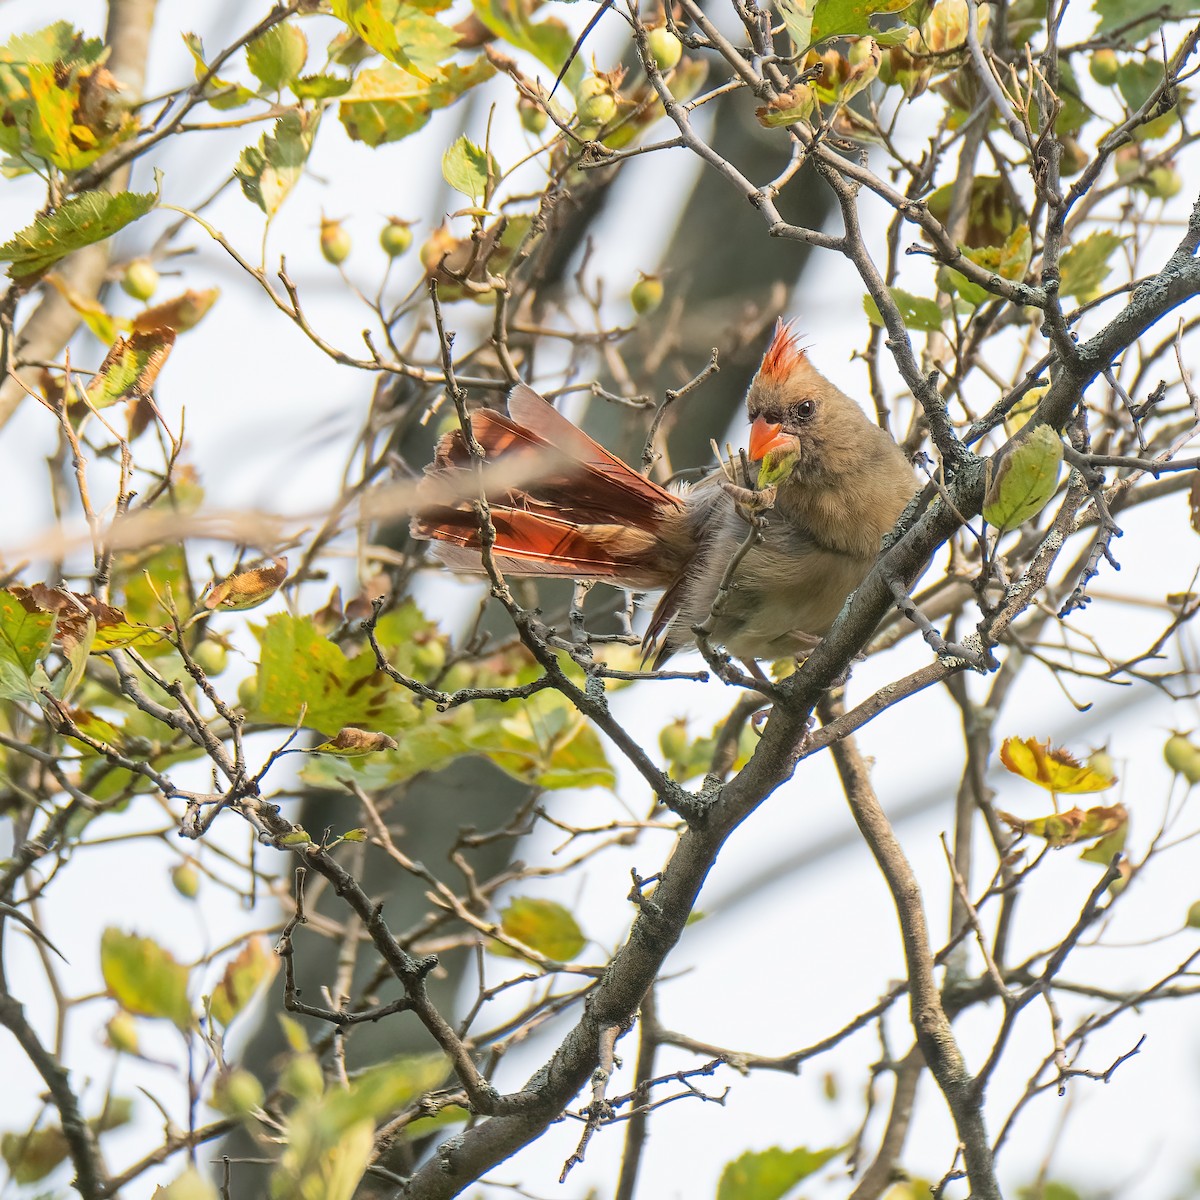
(380, 218, 414, 258)
(171, 863, 200, 899)
(106, 1013, 140, 1054)
(1143, 165, 1183, 199)
(1164, 733, 1200, 783)
(631, 274, 664, 314)
(214, 1069, 265, 1116)
(121, 258, 159, 301)
(577, 77, 618, 128)
(191, 640, 228, 676)
(518, 95, 548, 134)
(320, 217, 351, 265)
(646, 27, 683, 72)
(1089, 48, 1119, 86)
(281, 1053, 325, 1100)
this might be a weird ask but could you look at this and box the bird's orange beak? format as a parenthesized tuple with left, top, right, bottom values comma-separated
(749, 416, 794, 460)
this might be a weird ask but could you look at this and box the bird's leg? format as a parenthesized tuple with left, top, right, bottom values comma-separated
(718, 478, 777, 519)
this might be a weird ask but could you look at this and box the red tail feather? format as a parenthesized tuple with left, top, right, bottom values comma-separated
(411, 384, 685, 587)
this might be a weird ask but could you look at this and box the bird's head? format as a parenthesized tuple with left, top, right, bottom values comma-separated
(746, 319, 872, 486)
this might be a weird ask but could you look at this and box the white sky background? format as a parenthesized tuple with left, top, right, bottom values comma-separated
(2, 0, 1200, 1197)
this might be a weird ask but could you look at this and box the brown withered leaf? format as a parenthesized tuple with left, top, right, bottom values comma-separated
(84, 328, 175, 410)
(10, 584, 162, 653)
(204, 557, 288, 612)
(132, 287, 220, 334)
(312, 584, 344, 636)
(312, 727, 399, 755)
(13, 584, 118, 650)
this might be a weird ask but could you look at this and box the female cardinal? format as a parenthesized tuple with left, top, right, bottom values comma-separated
(411, 322, 917, 666)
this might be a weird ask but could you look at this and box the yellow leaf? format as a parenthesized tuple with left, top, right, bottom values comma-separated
(209, 937, 279, 1028)
(999, 735, 1117, 794)
(1000, 802, 1127, 848)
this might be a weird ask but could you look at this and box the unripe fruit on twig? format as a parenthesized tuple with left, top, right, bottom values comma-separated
(380, 217, 414, 258)
(659, 718, 689, 762)
(121, 258, 159, 301)
(282, 1054, 325, 1100)
(214, 1069, 265, 1116)
(191, 640, 228, 676)
(1089, 48, 1119, 85)
(631, 273, 663, 314)
(320, 216, 351, 265)
(1142, 164, 1183, 199)
(1114, 145, 1141, 182)
(1059, 137, 1087, 177)
(577, 77, 618, 128)
(171, 862, 200, 899)
(1164, 732, 1200, 783)
(646, 27, 683, 72)
(519, 95, 548, 133)
(106, 1013, 140, 1054)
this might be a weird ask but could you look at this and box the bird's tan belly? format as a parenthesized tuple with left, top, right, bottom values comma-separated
(686, 541, 873, 661)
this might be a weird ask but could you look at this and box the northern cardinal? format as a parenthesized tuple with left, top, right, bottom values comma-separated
(412, 322, 917, 665)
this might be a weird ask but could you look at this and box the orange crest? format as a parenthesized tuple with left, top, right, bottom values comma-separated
(758, 318, 807, 382)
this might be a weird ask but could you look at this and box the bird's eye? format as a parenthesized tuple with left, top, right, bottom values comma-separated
(797, 399, 816, 421)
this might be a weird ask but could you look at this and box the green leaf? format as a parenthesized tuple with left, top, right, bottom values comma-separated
(1093, 0, 1200, 37)
(291, 73, 354, 100)
(84, 328, 175, 409)
(1, 1126, 69, 1184)
(0, 590, 55, 702)
(463, 689, 616, 790)
(470, 0, 584, 92)
(1059, 230, 1125, 302)
(55, 613, 94, 701)
(273, 1055, 448, 1200)
(0, 186, 157, 282)
(495, 897, 585, 960)
(441, 135, 497, 205)
(245, 21, 308, 92)
(235, 108, 319, 217)
(209, 938, 279, 1028)
(810, 0, 911, 46)
(338, 58, 494, 145)
(758, 444, 801, 488)
(943, 225, 1032, 307)
(2, 1101, 133, 1185)
(774, 0, 817, 53)
(100, 928, 193, 1031)
(716, 1145, 842, 1200)
(43, 269, 120, 342)
(983, 425, 1064, 531)
(243, 613, 411, 734)
(181, 32, 255, 110)
(332, 0, 459, 78)
(0, 25, 120, 169)
(151, 1167, 222, 1200)
(1115, 59, 1179, 139)
(0, 22, 104, 67)
(863, 287, 944, 332)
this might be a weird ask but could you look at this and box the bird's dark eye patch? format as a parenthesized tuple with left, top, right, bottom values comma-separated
(797, 399, 816, 421)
